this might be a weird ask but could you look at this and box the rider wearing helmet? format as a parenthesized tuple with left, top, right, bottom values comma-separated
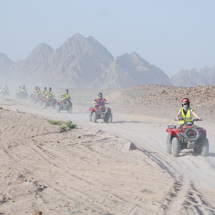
(61, 89, 71, 101)
(22, 85, 27, 93)
(42, 87, 48, 96)
(93, 92, 108, 106)
(18, 86, 22, 92)
(36, 87, 41, 96)
(33, 86, 38, 95)
(176, 98, 202, 126)
(4, 85, 8, 92)
(46, 87, 55, 98)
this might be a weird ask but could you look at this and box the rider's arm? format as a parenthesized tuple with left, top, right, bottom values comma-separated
(175, 110, 181, 120)
(93, 98, 97, 105)
(193, 111, 202, 120)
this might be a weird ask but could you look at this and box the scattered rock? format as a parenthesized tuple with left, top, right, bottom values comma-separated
(77, 136, 81, 138)
(32, 211, 42, 215)
(123, 142, 137, 151)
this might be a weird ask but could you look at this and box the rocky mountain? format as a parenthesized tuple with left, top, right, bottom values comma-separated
(0, 53, 13, 83)
(171, 66, 215, 87)
(1, 33, 172, 88)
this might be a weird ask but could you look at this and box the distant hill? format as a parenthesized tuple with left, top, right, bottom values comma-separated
(0, 33, 172, 88)
(171, 66, 215, 87)
(0, 53, 13, 84)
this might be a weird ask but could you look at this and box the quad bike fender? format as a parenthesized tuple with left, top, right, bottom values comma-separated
(166, 128, 178, 138)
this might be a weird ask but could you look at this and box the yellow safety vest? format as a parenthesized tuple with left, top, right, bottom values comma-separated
(178, 108, 193, 124)
(62, 93, 70, 100)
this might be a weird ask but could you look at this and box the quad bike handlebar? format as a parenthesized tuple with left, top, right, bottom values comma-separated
(174, 118, 201, 123)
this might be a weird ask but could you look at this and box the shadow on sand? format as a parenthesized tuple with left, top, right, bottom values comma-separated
(179, 151, 215, 157)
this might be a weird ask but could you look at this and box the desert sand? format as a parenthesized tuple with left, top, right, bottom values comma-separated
(0, 85, 215, 215)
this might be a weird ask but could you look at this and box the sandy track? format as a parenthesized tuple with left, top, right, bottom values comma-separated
(0, 97, 215, 215)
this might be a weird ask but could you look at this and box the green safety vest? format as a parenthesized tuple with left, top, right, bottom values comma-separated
(178, 108, 193, 124)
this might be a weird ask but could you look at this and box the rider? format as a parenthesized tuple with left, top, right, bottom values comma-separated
(61, 89, 71, 101)
(22, 85, 27, 94)
(42, 87, 48, 97)
(46, 87, 55, 98)
(3, 85, 8, 92)
(36, 87, 41, 96)
(33, 86, 38, 95)
(93, 92, 108, 106)
(175, 98, 202, 127)
(18, 86, 22, 92)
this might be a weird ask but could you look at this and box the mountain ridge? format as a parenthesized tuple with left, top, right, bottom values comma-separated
(0, 33, 172, 88)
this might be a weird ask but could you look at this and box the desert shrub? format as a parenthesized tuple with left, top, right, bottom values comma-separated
(65, 121, 76, 129)
(47, 120, 62, 125)
(60, 126, 67, 132)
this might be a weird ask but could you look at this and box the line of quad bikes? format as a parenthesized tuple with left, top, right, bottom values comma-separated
(15, 90, 113, 124)
(13, 90, 210, 158)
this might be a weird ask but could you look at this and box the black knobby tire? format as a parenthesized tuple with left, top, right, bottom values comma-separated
(69, 105, 73, 114)
(44, 102, 47, 109)
(108, 113, 113, 123)
(184, 127, 200, 141)
(172, 137, 181, 157)
(166, 134, 172, 154)
(89, 112, 92, 121)
(103, 113, 109, 123)
(56, 105, 60, 113)
(92, 112, 97, 123)
(33, 98, 36, 104)
(201, 137, 209, 157)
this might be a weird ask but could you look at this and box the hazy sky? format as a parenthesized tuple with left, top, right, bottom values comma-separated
(0, 0, 215, 77)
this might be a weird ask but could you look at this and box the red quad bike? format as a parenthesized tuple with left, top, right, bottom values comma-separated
(31, 95, 39, 104)
(38, 95, 46, 106)
(43, 97, 57, 109)
(16, 92, 28, 100)
(56, 99, 73, 113)
(166, 118, 209, 157)
(89, 104, 113, 123)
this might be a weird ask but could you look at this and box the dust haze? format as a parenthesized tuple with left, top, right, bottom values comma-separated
(0, 83, 215, 214)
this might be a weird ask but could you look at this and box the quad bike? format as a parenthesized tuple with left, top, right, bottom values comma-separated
(43, 97, 57, 109)
(38, 95, 46, 106)
(2, 90, 10, 96)
(30, 94, 40, 104)
(56, 99, 73, 113)
(16, 92, 28, 100)
(166, 118, 209, 157)
(89, 104, 112, 123)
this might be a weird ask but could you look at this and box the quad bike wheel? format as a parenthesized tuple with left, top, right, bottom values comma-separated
(172, 137, 180, 157)
(43, 102, 47, 109)
(56, 105, 60, 113)
(103, 113, 109, 123)
(108, 113, 113, 123)
(184, 127, 200, 141)
(89, 112, 92, 122)
(92, 112, 97, 123)
(166, 134, 172, 154)
(201, 137, 209, 157)
(68, 106, 73, 114)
